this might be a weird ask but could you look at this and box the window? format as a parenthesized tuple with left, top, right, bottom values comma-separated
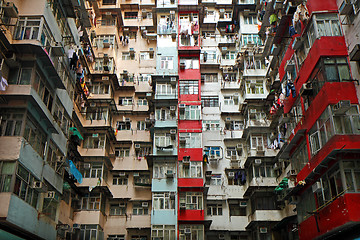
(137, 97, 148, 106)
(14, 17, 41, 40)
(229, 202, 246, 216)
(53, 98, 71, 136)
(223, 73, 237, 82)
(225, 120, 244, 130)
(180, 59, 200, 69)
(323, 58, 351, 82)
(201, 74, 218, 82)
(86, 107, 109, 121)
(29, 70, 54, 112)
(152, 225, 176, 240)
(132, 202, 149, 215)
(202, 96, 219, 107)
(110, 203, 126, 216)
(179, 80, 199, 95)
(179, 161, 202, 178)
(42, 192, 59, 221)
(12, 164, 39, 208)
(179, 192, 203, 210)
(204, 146, 221, 158)
(122, 52, 134, 60)
(0, 110, 24, 136)
(119, 97, 133, 106)
(94, 35, 115, 48)
(223, 51, 237, 60)
(203, 121, 221, 131)
(113, 175, 128, 185)
(154, 133, 172, 147)
(155, 107, 175, 121)
(115, 148, 130, 157)
(0, 162, 15, 193)
(23, 118, 47, 156)
(153, 192, 175, 210)
(226, 147, 238, 157)
(140, 52, 153, 60)
(83, 163, 104, 178)
(179, 225, 204, 240)
(124, 12, 138, 19)
(201, 50, 217, 63)
(94, 58, 114, 72)
(251, 162, 275, 178)
(224, 95, 239, 105)
(156, 84, 176, 95)
(179, 132, 201, 148)
(180, 105, 201, 120)
(153, 163, 176, 178)
(315, 14, 342, 37)
(81, 193, 101, 210)
(137, 121, 147, 131)
(103, 0, 116, 4)
(89, 83, 109, 94)
(209, 175, 222, 185)
(246, 80, 264, 94)
(46, 142, 64, 175)
(160, 57, 174, 69)
(207, 203, 223, 215)
(244, 15, 257, 25)
(228, 170, 247, 186)
(250, 134, 267, 149)
(241, 34, 262, 46)
(83, 134, 106, 149)
(290, 141, 309, 173)
(108, 235, 125, 240)
(248, 108, 266, 121)
(251, 194, 278, 213)
(79, 225, 104, 240)
(116, 122, 131, 131)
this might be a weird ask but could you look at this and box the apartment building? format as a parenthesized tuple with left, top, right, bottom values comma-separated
(2, 0, 358, 240)
(258, 0, 360, 239)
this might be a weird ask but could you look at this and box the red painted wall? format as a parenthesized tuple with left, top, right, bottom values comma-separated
(178, 209, 205, 221)
(178, 148, 203, 161)
(178, 68, 201, 80)
(297, 135, 360, 183)
(306, 0, 339, 15)
(178, 120, 202, 131)
(299, 194, 360, 240)
(178, 178, 204, 188)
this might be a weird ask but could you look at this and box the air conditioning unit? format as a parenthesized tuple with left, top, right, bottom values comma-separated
(184, 228, 191, 234)
(170, 10, 175, 17)
(183, 156, 190, 164)
(170, 106, 176, 111)
(260, 227, 267, 233)
(125, 118, 131, 122)
(119, 203, 126, 207)
(142, 9, 147, 18)
(129, 48, 135, 53)
(228, 172, 235, 178)
(254, 159, 262, 165)
(90, 102, 96, 107)
(287, 169, 297, 178)
(180, 202, 186, 209)
(83, 163, 91, 169)
(92, 133, 99, 138)
(166, 170, 174, 178)
(133, 172, 140, 177)
(135, 144, 141, 149)
(225, 117, 231, 122)
(102, 76, 109, 81)
(146, 92, 152, 98)
(73, 223, 81, 229)
(105, 11, 112, 15)
(171, 29, 177, 38)
(179, 104, 186, 109)
(312, 182, 322, 193)
(236, 144, 243, 150)
(300, 83, 313, 96)
(180, 60, 186, 69)
(90, 30, 97, 39)
(230, 155, 237, 162)
(46, 191, 56, 199)
(170, 129, 177, 134)
(257, 145, 264, 152)
(119, 172, 126, 176)
(240, 201, 247, 207)
(332, 100, 351, 115)
(219, 234, 225, 239)
(142, 202, 149, 208)
(32, 181, 47, 192)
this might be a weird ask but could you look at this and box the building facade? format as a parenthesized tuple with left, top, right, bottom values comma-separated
(0, 0, 359, 240)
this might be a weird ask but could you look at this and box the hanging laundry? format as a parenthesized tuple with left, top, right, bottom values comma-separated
(285, 80, 296, 98)
(0, 77, 8, 91)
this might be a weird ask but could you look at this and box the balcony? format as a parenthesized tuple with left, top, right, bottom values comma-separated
(73, 210, 106, 230)
(153, 144, 177, 156)
(155, 93, 178, 100)
(218, 35, 238, 47)
(112, 156, 149, 171)
(223, 130, 243, 140)
(154, 119, 177, 128)
(158, 25, 177, 35)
